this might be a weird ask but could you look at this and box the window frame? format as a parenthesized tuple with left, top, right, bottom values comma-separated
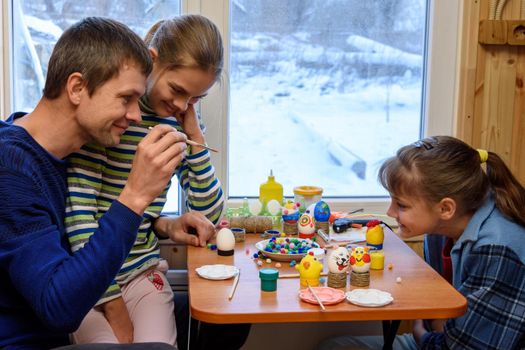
(1, 0, 462, 218)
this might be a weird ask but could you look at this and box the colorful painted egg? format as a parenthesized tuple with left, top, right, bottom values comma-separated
(313, 201, 331, 222)
(298, 213, 316, 235)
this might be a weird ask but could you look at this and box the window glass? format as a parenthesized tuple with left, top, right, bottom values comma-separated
(11, 0, 181, 213)
(229, 0, 427, 198)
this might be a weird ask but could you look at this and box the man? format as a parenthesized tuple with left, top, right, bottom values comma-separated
(0, 17, 214, 349)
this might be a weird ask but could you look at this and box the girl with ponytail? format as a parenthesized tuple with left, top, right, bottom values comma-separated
(320, 135, 525, 349)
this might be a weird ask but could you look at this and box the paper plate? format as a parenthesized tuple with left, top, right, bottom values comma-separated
(299, 287, 346, 306)
(255, 238, 320, 262)
(346, 289, 393, 307)
(196, 264, 239, 280)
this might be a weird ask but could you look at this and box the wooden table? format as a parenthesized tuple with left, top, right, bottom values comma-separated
(187, 228, 467, 349)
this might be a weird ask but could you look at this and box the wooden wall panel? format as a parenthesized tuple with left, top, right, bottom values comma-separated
(456, 0, 525, 185)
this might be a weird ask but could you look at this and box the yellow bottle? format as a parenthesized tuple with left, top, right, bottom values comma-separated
(259, 170, 283, 205)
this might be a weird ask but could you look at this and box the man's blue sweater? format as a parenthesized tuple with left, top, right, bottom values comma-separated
(0, 114, 142, 349)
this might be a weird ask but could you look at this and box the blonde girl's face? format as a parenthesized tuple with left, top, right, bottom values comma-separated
(146, 65, 216, 118)
(386, 193, 442, 239)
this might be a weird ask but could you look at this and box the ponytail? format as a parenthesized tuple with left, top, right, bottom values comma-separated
(486, 152, 525, 226)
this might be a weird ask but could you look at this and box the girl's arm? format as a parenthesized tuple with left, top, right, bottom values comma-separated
(177, 149, 225, 225)
(175, 107, 225, 224)
(421, 244, 525, 349)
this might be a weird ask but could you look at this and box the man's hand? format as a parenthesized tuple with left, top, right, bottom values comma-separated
(154, 212, 215, 247)
(101, 297, 133, 343)
(119, 125, 187, 215)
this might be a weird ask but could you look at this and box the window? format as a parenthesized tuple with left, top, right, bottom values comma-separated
(9, 0, 181, 213)
(199, 0, 459, 214)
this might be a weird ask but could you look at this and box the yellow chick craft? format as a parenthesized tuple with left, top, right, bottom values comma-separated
(295, 251, 324, 287)
(349, 246, 371, 273)
(365, 220, 384, 250)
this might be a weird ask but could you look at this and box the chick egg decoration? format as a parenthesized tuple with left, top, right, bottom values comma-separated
(365, 220, 384, 250)
(327, 246, 350, 288)
(298, 213, 316, 239)
(349, 246, 371, 287)
(350, 246, 371, 272)
(282, 200, 301, 236)
(281, 200, 301, 222)
(295, 251, 324, 287)
(216, 228, 236, 256)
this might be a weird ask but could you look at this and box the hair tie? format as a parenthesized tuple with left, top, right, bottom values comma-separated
(477, 149, 488, 163)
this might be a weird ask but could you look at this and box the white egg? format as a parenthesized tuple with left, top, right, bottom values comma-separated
(266, 199, 281, 216)
(216, 228, 235, 255)
(249, 200, 263, 216)
(328, 246, 350, 273)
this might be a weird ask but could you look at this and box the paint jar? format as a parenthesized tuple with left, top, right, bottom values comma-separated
(370, 250, 385, 270)
(231, 227, 246, 242)
(259, 268, 279, 292)
(262, 229, 281, 239)
(293, 186, 323, 213)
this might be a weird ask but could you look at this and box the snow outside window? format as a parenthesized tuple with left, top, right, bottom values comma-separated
(229, 0, 428, 199)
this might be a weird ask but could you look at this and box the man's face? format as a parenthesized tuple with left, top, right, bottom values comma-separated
(76, 63, 147, 147)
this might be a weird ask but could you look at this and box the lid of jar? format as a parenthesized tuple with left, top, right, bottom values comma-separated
(293, 185, 323, 196)
(259, 268, 279, 280)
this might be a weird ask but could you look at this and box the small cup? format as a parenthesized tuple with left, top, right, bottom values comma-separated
(370, 250, 385, 270)
(259, 268, 279, 291)
(231, 227, 246, 242)
(262, 229, 281, 239)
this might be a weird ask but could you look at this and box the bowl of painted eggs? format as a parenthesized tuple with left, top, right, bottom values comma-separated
(255, 236, 321, 262)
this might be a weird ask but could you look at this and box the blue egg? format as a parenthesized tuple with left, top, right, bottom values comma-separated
(313, 201, 331, 222)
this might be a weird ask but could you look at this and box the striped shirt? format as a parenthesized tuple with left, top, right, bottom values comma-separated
(65, 114, 224, 304)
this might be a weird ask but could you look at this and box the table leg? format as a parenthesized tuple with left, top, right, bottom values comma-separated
(382, 320, 401, 350)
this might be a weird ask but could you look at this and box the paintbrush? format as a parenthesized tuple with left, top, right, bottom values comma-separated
(228, 269, 240, 300)
(306, 281, 326, 311)
(147, 126, 218, 153)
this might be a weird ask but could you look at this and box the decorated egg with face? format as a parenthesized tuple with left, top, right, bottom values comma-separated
(349, 246, 371, 273)
(298, 213, 316, 235)
(313, 201, 331, 222)
(328, 246, 350, 273)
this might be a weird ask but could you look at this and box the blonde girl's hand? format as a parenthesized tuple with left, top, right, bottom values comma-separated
(175, 104, 206, 152)
(154, 213, 215, 247)
(102, 297, 133, 343)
